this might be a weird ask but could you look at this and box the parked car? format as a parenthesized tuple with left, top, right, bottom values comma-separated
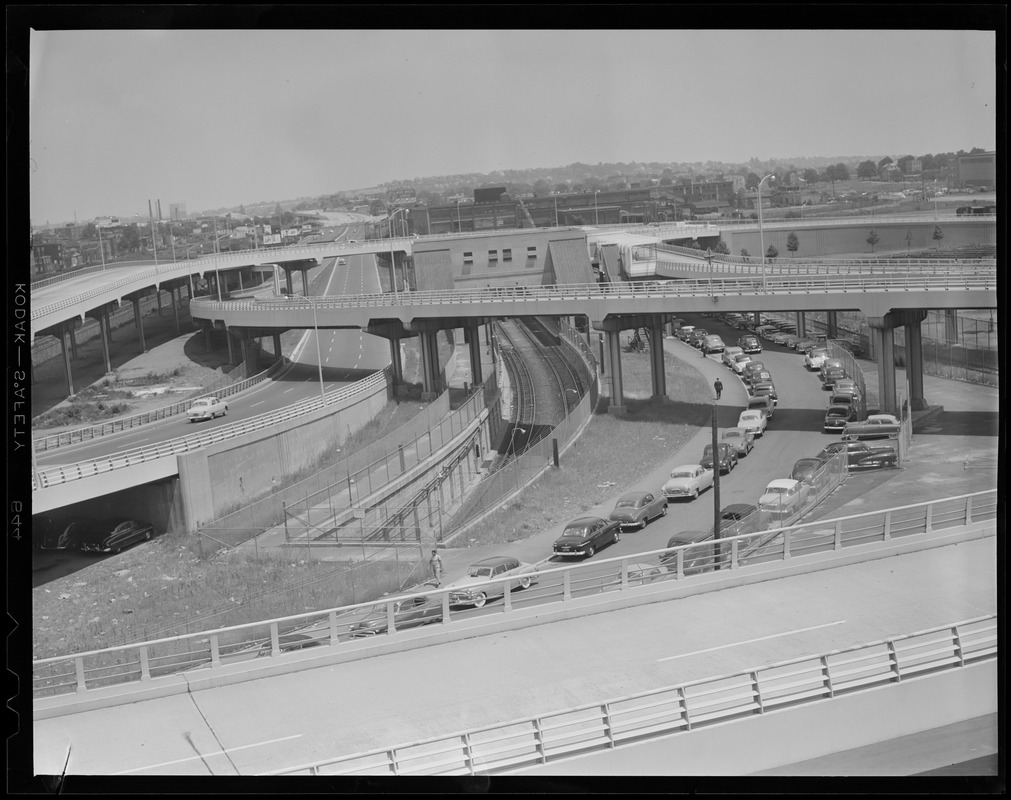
(701, 334, 726, 355)
(792, 457, 827, 487)
(553, 516, 621, 558)
(721, 346, 744, 368)
(805, 347, 829, 371)
(768, 331, 793, 345)
(843, 414, 902, 441)
(742, 361, 767, 384)
(821, 366, 847, 390)
(750, 380, 778, 404)
(829, 392, 858, 409)
(755, 325, 779, 340)
(257, 632, 326, 657)
(758, 479, 810, 519)
(79, 519, 157, 554)
(744, 369, 773, 388)
(832, 379, 861, 400)
(608, 491, 668, 531)
(738, 409, 768, 437)
(782, 335, 803, 349)
(824, 403, 858, 433)
(718, 504, 765, 537)
(347, 595, 443, 637)
(731, 353, 753, 374)
(747, 395, 775, 419)
(444, 556, 538, 607)
(819, 358, 845, 381)
(660, 529, 717, 573)
(794, 338, 818, 353)
(662, 464, 715, 500)
(737, 334, 762, 355)
(689, 329, 709, 348)
(817, 441, 898, 471)
(701, 442, 738, 474)
(187, 396, 228, 422)
(722, 427, 755, 457)
(676, 325, 696, 342)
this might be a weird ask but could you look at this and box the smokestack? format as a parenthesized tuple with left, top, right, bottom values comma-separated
(148, 199, 153, 220)
(157, 199, 162, 220)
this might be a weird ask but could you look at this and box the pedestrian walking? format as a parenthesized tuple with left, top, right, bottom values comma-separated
(714, 378, 723, 400)
(429, 549, 444, 586)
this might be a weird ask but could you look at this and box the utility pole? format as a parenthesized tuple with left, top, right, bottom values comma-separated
(711, 404, 722, 568)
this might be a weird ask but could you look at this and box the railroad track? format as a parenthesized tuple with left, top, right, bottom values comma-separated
(494, 317, 587, 453)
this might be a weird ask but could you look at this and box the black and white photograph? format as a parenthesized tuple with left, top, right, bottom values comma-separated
(10, 7, 1001, 789)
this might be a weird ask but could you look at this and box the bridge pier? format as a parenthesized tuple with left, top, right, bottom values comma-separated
(131, 296, 147, 353)
(649, 316, 667, 399)
(465, 321, 484, 386)
(826, 311, 838, 339)
(866, 309, 929, 415)
(57, 321, 75, 396)
(85, 303, 116, 376)
(796, 311, 806, 338)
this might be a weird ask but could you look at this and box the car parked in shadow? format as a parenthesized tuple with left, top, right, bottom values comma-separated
(79, 520, 158, 554)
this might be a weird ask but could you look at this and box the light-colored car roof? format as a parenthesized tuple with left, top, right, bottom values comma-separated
(766, 478, 801, 489)
(671, 464, 704, 473)
(471, 556, 519, 568)
(723, 427, 748, 435)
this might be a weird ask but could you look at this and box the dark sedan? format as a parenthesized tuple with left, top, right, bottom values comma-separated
(701, 442, 738, 474)
(347, 595, 443, 637)
(79, 520, 157, 554)
(817, 441, 898, 471)
(608, 491, 667, 531)
(553, 516, 621, 558)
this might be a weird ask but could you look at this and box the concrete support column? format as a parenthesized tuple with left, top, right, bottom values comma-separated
(867, 318, 897, 414)
(171, 286, 181, 333)
(649, 318, 666, 398)
(944, 309, 958, 343)
(285, 270, 294, 296)
(389, 337, 404, 388)
(204, 325, 213, 351)
(301, 268, 309, 296)
(826, 311, 838, 339)
(132, 298, 147, 353)
(99, 311, 113, 374)
(419, 331, 438, 400)
(796, 311, 806, 338)
(58, 323, 74, 396)
(68, 323, 78, 361)
(467, 324, 483, 385)
(156, 290, 163, 316)
(238, 270, 244, 293)
(606, 330, 626, 416)
(906, 321, 927, 411)
(272, 332, 283, 361)
(226, 329, 235, 365)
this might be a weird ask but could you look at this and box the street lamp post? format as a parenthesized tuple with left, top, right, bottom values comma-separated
(594, 190, 600, 225)
(96, 225, 106, 270)
(704, 247, 715, 297)
(757, 174, 775, 290)
(456, 199, 463, 233)
(509, 426, 528, 492)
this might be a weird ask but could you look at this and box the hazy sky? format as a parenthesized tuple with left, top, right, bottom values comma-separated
(29, 28, 996, 225)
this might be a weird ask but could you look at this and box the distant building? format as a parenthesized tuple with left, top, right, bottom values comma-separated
(957, 151, 996, 190)
(168, 202, 187, 220)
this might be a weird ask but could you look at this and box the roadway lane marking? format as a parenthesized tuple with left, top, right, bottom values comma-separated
(657, 620, 847, 662)
(110, 734, 303, 774)
(249, 400, 265, 407)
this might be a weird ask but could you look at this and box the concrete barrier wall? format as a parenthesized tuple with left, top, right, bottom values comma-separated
(510, 660, 997, 775)
(177, 373, 392, 528)
(720, 220, 994, 259)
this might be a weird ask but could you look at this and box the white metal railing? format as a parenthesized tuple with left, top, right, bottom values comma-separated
(32, 490, 996, 699)
(187, 273, 996, 317)
(264, 614, 997, 776)
(32, 368, 390, 491)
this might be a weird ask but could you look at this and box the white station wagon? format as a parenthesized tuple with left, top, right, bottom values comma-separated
(187, 396, 228, 422)
(444, 556, 537, 608)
